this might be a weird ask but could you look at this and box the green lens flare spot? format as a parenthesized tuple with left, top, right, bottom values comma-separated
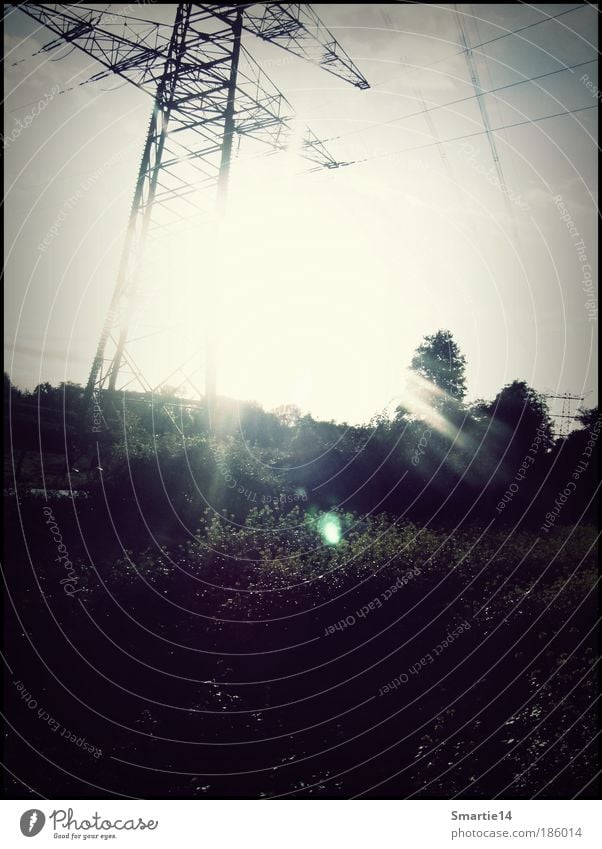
(317, 513, 342, 545)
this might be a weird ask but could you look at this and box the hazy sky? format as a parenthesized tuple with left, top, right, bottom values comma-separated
(4, 3, 598, 424)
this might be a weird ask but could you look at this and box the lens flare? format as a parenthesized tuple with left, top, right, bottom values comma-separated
(317, 513, 342, 545)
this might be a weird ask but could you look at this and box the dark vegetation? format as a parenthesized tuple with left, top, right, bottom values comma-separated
(3, 330, 599, 798)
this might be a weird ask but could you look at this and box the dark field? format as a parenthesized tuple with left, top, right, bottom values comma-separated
(4, 492, 598, 799)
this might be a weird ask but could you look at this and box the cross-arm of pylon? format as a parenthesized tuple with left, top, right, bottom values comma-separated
(13, 3, 171, 92)
(14, 2, 347, 170)
(302, 129, 348, 169)
(239, 3, 370, 89)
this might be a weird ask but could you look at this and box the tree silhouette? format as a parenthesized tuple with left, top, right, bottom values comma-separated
(411, 330, 467, 403)
(485, 380, 553, 451)
(397, 329, 467, 424)
(576, 406, 599, 431)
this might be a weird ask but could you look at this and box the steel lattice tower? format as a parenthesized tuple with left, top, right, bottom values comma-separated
(15, 3, 369, 420)
(544, 392, 586, 438)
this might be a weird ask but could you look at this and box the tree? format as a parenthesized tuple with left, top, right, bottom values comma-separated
(543, 403, 598, 526)
(4, 372, 21, 403)
(575, 406, 599, 431)
(33, 382, 54, 400)
(410, 329, 467, 404)
(396, 330, 467, 424)
(484, 380, 554, 451)
(273, 404, 302, 428)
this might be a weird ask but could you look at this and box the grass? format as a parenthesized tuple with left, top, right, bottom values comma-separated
(6, 504, 597, 799)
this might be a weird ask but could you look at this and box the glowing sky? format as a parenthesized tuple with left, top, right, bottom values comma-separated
(4, 4, 598, 424)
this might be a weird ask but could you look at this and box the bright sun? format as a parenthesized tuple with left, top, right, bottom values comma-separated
(134, 148, 383, 413)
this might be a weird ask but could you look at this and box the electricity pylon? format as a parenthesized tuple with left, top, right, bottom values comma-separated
(544, 392, 586, 437)
(453, 4, 520, 246)
(15, 3, 369, 421)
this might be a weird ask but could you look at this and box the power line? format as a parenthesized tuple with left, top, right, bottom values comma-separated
(325, 58, 597, 146)
(349, 104, 596, 165)
(413, 5, 587, 75)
